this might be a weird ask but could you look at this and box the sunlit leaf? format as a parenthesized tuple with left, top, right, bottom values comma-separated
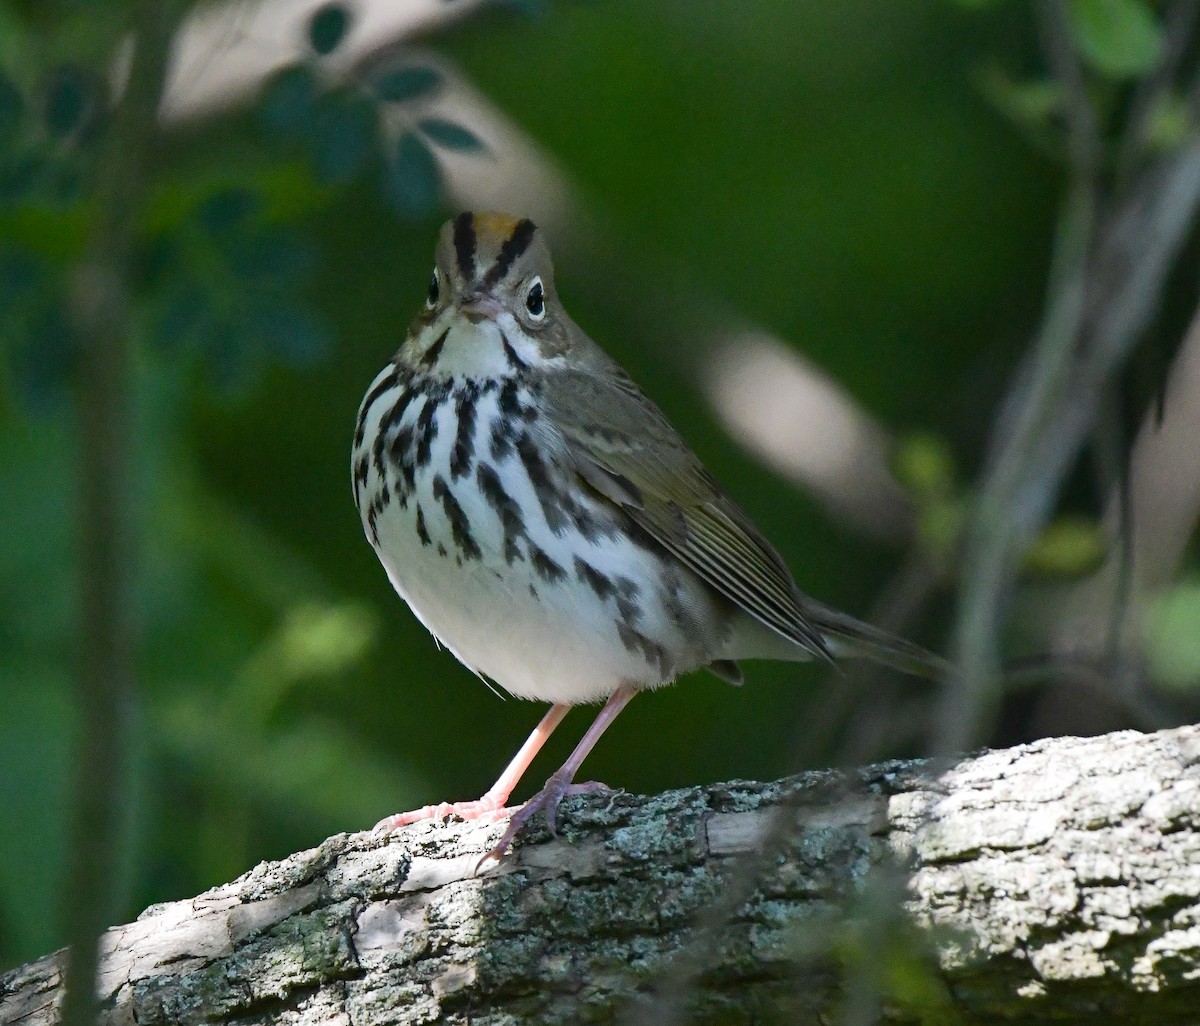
(419, 117, 485, 153)
(1144, 580, 1200, 692)
(384, 131, 440, 217)
(1069, 0, 1162, 79)
(980, 69, 1062, 130)
(893, 432, 955, 500)
(371, 66, 440, 103)
(245, 601, 377, 687)
(1023, 516, 1106, 577)
(1144, 93, 1191, 152)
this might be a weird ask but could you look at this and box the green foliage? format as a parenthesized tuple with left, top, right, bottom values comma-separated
(1144, 580, 1200, 692)
(370, 66, 442, 103)
(1023, 516, 1107, 578)
(307, 3, 351, 58)
(419, 117, 485, 153)
(1068, 0, 1162, 79)
(386, 132, 441, 216)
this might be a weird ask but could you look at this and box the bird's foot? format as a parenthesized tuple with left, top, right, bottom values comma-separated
(479, 773, 609, 866)
(373, 794, 513, 833)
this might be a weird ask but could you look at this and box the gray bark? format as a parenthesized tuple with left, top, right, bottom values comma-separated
(4, 724, 1199, 1026)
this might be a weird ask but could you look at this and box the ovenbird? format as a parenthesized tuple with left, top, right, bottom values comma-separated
(352, 212, 942, 860)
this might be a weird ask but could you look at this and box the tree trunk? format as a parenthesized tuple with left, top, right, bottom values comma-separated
(3, 724, 1199, 1025)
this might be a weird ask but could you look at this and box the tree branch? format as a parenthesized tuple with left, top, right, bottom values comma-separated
(4, 725, 1199, 1025)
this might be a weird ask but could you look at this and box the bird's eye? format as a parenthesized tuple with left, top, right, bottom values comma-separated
(425, 267, 440, 309)
(525, 277, 545, 321)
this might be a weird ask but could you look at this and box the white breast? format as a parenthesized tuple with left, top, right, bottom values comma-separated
(352, 369, 721, 705)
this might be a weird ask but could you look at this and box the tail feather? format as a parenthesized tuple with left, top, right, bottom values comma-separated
(805, 600, 950, 680)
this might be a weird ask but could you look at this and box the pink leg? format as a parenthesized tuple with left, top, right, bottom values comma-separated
(375, 703, 571, 831)
(483, 684, 638, 862)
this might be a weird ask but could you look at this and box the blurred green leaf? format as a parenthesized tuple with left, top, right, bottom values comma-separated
(152, 283, 215, 354)
(41, 64, 92, 139)
(242, 601, 377, 696)
(1069, 0, 1162, 79)
(419, 117, 485, 153)
(0, 203, 88, 260)
(248, 303, 329, 367)
(226, 229, 314, 283)
(308, 3, 351, 57)
(311, 89, 375, 183)
(1144, 580, 1200, 692)
(894, 432, 956, 500)
(981, 69, 1062, 132)
(370, 66, 441, 103)
(10, 306, 72, 412)
(259, 65, 318, 136)
(196, 188, 260, 236)
(1023, 516, 1106, 578)
(385, 131, 440, 217)
(1144, 93, 1191, 152)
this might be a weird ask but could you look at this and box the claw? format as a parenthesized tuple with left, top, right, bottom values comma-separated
(373, 794, 513, 834)
(478, 774, 610, 867)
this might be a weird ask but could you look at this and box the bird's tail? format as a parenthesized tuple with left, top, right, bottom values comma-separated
(806, 600, 951, 680)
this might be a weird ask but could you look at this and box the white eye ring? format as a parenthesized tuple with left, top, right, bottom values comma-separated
(525, 276, 545, 321)
(425, 267, 440, 310)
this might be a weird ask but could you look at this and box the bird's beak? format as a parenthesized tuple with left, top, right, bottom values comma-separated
(458, 295, 504, 324)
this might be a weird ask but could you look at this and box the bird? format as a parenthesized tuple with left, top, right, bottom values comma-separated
(351, 211, 943, 861)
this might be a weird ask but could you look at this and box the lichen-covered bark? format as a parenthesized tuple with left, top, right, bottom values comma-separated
(3, 725, 1198, 1025)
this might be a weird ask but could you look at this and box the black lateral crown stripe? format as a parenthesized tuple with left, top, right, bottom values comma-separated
(453, 212, 476, 279)
(484, 218, 536, 288)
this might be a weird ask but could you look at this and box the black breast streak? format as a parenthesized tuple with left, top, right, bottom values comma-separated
(352, 453, 369, 505)
(490, 416, 516, 460)
(476, 462, 527, 564)
(516, 433, 568, 534)
(371, 376, 418, 478)
(354, 365, 400, 449)
(389, 424, 416, 495)
(574, 555, 615, 601)
(500, 331, 528, 371)
(610, 574, 668, 676)
(529, 545, 566, 583)
(432, 474, 481, 561)
(450, 383, 479, 481)
(421, 328, 450, 368)
(414, 397, 440, 468)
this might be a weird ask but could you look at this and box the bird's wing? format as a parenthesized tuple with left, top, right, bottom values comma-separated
(541, 367, 834, 663)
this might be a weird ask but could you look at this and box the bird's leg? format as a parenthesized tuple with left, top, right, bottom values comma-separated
(374, 703, 571, 831)
(483, 684, 638, 862)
